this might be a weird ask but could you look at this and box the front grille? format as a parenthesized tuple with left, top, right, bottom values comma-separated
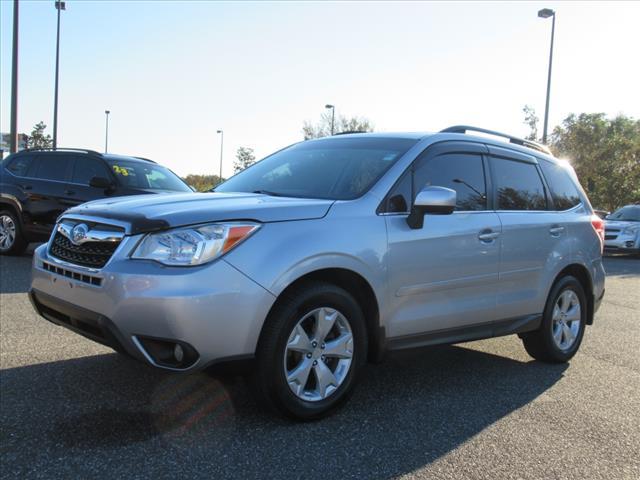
(605, 235, 618, 240)
(50, 232, 120, 269)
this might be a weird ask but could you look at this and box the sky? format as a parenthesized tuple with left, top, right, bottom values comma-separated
(1, 1, 639, 178)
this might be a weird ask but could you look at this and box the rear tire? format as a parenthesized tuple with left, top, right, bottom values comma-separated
(0, 210, 28, 256)
(252, 282, 367, 420)
(521, 276, 587, 363)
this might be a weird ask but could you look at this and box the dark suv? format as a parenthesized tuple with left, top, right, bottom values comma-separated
(0, 148, 191, 255)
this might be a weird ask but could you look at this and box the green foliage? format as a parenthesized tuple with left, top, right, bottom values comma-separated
(550, 113, 640, 211)
(234, 147, 256, 173)
(182, 174, 224, 192)
(26, 122, 53, 149)
(522, 105, 540, 141)
(302, 112, 374, 140)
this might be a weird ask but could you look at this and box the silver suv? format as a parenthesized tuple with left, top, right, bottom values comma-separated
(30, 126, 606, 419)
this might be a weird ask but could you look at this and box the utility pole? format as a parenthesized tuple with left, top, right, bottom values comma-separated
(538, 8, 556, 144)
(217, 130, 224, 181)
(104, 110, 110, 153)
(52, 1, 66, 149)
(10, 0, 19, 153)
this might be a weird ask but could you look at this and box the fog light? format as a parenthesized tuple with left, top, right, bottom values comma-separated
(174, 344, 184, 362)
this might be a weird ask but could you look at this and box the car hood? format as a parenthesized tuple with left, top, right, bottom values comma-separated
(63, 192, 335, 235)
(605, 220, 638, 229)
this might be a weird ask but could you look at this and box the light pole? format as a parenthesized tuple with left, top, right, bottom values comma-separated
(52, 1, 65, 149)
(216, 130, 224, 181)
(9, 0, 19, 154)
(325, 104, 335, 135)
(104, 110, 110, 153)
(538, 8, 555, 144)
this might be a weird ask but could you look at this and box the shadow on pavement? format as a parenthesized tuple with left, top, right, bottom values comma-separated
(0, 244, 37, 294)
(0, 344, 568, 478)
(603, 255, 640, 277)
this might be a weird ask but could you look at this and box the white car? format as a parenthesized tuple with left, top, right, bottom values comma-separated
(604, 205, 640, 256)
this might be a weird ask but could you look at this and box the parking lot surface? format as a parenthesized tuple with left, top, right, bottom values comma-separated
(1, 248, 639, 479)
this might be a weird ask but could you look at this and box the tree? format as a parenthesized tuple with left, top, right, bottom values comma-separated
(550, 113, 640, 211)
(26, 121, 53, 149)
(302, 112, 374, 140)
(234, 147, 256, 173)
(182, 174, 224, 192)
(522, 105, 540, 141)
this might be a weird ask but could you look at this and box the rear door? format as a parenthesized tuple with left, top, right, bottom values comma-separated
(384, 141, 502, 340)
(489, 146, 560, 319)
(20, 153, 73, 235)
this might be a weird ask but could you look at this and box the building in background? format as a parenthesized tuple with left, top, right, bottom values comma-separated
(0, 133, 29, 159)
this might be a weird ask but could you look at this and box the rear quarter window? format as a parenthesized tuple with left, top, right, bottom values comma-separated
(6, 156, 32, 176)
(539, 159, 582, 210)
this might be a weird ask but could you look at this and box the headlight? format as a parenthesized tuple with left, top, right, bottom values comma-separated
(622, 225, 640, 236)
(132, 222, 259, 266)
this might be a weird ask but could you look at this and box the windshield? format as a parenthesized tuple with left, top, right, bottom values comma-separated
(608, 205, 640, 222)
(214, 137, 418, 200)
(106, 159, 190, 192)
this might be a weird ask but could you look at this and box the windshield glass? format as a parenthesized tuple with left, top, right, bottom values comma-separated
(608, 205, 640, 222)
(106, 159, 190, 192)
(214, 137, 418, 200)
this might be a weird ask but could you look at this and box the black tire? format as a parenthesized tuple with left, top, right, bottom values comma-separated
(521, 275, 587, 363)
(252, 282, 367, 420)
(0, 209, 28, 256)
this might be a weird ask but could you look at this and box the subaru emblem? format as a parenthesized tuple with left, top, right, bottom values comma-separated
(70, 223, 89, 246)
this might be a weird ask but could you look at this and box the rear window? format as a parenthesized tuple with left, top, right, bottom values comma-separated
(105, 159, 190, 192)
(490, 157, 547, 211)
(539, 159, 581, 210)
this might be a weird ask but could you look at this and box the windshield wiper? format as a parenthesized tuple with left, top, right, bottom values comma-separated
(252, 190, 285, 197)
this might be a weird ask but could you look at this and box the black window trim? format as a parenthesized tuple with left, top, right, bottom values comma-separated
(377, 140, 490, 215)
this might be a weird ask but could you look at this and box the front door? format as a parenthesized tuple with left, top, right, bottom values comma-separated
(384, 142, 501, 340)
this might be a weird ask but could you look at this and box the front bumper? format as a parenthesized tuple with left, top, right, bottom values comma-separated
(604, 234, 639, 254)
(30, 243, 276, 371)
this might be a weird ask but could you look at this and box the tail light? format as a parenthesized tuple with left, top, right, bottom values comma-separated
(591, 215, 605, 254)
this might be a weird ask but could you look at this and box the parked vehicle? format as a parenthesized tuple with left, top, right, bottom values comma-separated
(603, 204, 640, 256)
(0, 148, 191, 255)
(28, 127, 605, 419)
(593, 209, 610, 220)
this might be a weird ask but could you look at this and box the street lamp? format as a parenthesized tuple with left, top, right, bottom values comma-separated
(52, 1, 66, 149)
(325, 104, 335, 135)
(104, 110, 110, 153)
(538, 7, 555, 144)
(216, 130, 224, 181)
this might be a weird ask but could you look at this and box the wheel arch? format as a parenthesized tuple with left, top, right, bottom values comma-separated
(259, 267, 385, 363)
(550, 263, 595, 325)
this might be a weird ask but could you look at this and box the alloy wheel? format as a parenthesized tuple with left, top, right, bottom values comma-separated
(0, 215, 16, 251)
(284, 307, 354, 402)
(551, 289, 581, 351)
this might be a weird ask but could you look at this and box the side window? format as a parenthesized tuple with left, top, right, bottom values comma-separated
(490, 157, 547, 211)
(539, 159, 581, 210)
(6, 156, 33, 176)
(35, 156, 71, 182)
(413, 153, 487, 211)
(71, 157, 109, 185)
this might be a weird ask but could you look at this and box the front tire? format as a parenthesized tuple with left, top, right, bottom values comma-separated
(521, 276, 587, 363)
(0, 210, 28, 256)
(252, 282, 367, 420)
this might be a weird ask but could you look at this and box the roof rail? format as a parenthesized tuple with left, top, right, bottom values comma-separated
(17, 147, 103, 156)
(440, 125, 551, 155)
(333, 130, 367, 136)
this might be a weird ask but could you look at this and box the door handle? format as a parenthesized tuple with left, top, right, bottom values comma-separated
(549, 225, 565, 236)
(64, 189, 76, 196)
(478, 230, 500, 242)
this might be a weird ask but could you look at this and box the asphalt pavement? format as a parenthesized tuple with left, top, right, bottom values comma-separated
(1, 247, 639, 479)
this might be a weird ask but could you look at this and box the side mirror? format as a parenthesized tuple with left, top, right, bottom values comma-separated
(89, 176, 114, 190)
(406, 186, 457, 229)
